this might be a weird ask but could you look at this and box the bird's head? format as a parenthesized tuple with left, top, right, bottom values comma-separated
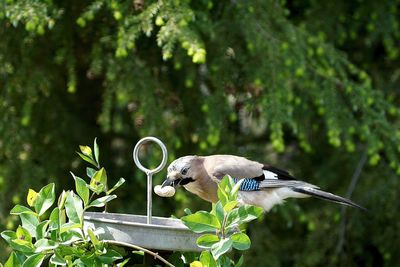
(162, 156, 197, 188)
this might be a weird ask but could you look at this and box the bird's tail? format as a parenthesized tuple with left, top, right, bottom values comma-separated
(292, 186, 366, 210)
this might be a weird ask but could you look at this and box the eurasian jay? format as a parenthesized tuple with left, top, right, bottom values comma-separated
(159, 155, 364, 211)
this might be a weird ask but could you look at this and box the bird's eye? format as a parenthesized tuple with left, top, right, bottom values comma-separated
(181, 168, 188, 175)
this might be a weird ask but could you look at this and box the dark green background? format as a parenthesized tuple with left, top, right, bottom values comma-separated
(1, 0, 399, 266)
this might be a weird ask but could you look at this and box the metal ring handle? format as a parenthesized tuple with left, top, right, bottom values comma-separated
(133, 137, 168, 175)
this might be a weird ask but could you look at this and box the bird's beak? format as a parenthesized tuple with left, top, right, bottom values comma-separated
(161, 177, 175, 188)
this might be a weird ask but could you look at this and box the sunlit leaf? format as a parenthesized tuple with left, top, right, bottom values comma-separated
(181, 211, 220, 233)
(210, 238, 232, 260)
(190, 261, 203, 267)
(10, 205, 37, 216)
(36, 220, 50, 240)
(22, 253, 45, 267)
(4, 252, 22, 267)
(27, 189, 38, 207)
(64, 192, 83, 224)
(58, 190, 68, 210)
(77, 152, 98, 167)
(107, 178, 125, 195)
(49, 208, 59, 231)
(94, 138, 100, 164)
(215, 202, 224, 225)
(71, 172, 89, 205)
(231, 232, 251, 250)
(20, 213, 39, 238)
(199, 250, 217, 267)
(50, 252, 67, 265)
(79, 145, 92, 157)
(87, 228, 100, 246)
(34, 183, 56, 216)
(223, 201, 238, 213)
(87, 195, 117, 208)
(1, 230, 17, 244)
(34, 238, 58, 252)
(98, 249, 122, 264)
(10, 239, 34, 253)
(196, 234, 219, 249)
(16, 226, 32, 243)
(86, 167, 96, 178)
(90, 167, 107, 194)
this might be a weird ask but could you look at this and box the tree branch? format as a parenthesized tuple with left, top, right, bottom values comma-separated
(335, 152, 367, 255)
(104, 240, 175, 267)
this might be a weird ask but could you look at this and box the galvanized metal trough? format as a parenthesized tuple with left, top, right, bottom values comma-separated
(83, 137, 202, 252)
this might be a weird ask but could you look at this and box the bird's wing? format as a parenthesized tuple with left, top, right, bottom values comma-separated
(203, 155, 264, 179)
(259, 179, 319, 189)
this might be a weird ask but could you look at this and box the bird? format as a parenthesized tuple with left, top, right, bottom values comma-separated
(161, 155, 365, 212)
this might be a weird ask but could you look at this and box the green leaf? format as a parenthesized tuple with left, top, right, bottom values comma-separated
(215, 202, 225, 225)
(20, 213, 39, 238)
(94, 138, 100, 165)
(58, 190, 68, 210)
(4, 252, 22, 267)
(36, 220, 50, 240)
(88, 195, 117, 208)
(116, 258, 130, 267)
(199, 251, 217, 267)
(71, 172, 89, 205)
(79, 145, 93, 157)
(11, 205, 37, 216)
(107, 178, 125, 195)
(64, 192, 83, 224)
(11, 239, 34, 253)
(1, 230, 17, 244)
(35, 238, 59, 252)
(226, 205, 263, 229)
(190, 261, 203, 267)
(49, 208, 60, 231)
(50, 252, 67, 265)
(234, 255, 244, 267)
(98, 249, 122, 264)
(60, 229, 82, 244)
(184, 208, 192, 215)
(181, 211, 221, 233)
(223, 201, 238, 212)
(87, 228, 100, 246)
(196, 234, 220, 249)
(60, 222, 81, 234)
(34, 183, 56, 216)
(90, 168, 107, 194)
(210, 238, 233, 260)
(217, 180, 230, 206)
(219, 255, 233, 267)
(27, 189, 38, 207)
(16, 226, 32, 243)
(231, 233, 251, 250)
(238, 205, 263, 223)
(77, 152, 98, 167)
(231, 179, 244, 199)
(86, 167, 96, 178)
(22, 253, 46, 267)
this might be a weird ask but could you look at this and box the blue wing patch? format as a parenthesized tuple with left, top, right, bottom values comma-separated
(233, 178, 260, 191)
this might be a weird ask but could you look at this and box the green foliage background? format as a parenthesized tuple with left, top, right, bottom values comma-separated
(1, 0, 399, 265)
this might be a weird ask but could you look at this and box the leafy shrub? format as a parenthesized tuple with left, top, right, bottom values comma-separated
(1, 139, 127, 266)
(1, 140, 262, 266)
(181, 176, 263, 267)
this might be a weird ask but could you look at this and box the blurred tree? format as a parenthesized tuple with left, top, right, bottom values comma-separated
(0, 0, 399, 265)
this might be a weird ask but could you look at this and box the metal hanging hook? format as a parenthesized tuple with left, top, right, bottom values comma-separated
(133, 137, 168, 224)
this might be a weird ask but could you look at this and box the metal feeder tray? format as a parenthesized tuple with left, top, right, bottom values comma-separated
(84, 137, 203, 252)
